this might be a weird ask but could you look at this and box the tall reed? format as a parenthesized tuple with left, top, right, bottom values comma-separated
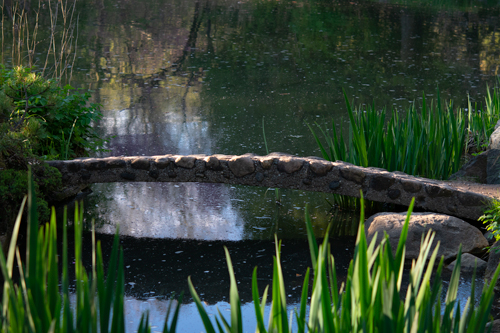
(1, 0, 78, 82)
(311, 89, 499, 180)
(3, 171, 500, 332)
(189, 195, 500, 332)
(309, 88, 500, 209)
(0, 169, 182, 332)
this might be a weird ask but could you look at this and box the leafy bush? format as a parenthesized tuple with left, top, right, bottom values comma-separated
(0, 123, 61, 230)
(480, 199, 500, 242)
(0, 65, 104, 159)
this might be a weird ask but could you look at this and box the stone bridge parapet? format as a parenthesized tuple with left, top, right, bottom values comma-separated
(47, 152, 499, 221)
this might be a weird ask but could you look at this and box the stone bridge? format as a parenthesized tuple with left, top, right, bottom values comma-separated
(47, 152, 500, 221)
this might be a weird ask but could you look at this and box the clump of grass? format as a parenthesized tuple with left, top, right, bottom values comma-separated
(0, 169, 182, 333)
(4, 171, 500, 332)
(189, 194, 500, 332)
(309, 88, 499, 209)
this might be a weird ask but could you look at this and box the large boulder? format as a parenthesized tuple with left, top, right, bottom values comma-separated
(365, 212, 488, 262)
(487, 149, 500, 184)
(448, 150, 488, 183)
(490, 120, 500, 150)
(445, 253, 487, 274)
(485, 240, 500, 291)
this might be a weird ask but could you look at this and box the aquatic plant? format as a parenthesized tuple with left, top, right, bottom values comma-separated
(3, 171, 500, 332)
(189, 195, 500, 333)
(309, 88, 499, 209)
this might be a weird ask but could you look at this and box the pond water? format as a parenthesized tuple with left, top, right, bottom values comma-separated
(3, 0, 500, 331)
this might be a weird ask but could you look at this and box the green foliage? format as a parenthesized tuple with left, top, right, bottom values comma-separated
(467, 84, 500, 154)
(0, 169, 182, 333)
(0, 66, 104, 160)
(189, 195, 500, 333)
(3, 171, 500, 332)
(480, 199, 500, 242)
(309, 88, 499, 208)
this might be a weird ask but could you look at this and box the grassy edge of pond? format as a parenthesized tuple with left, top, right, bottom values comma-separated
(309, 87, 500, 210)
(2, 171, 499, 332)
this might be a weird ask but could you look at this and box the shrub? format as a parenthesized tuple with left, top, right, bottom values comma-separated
(0, 65, 104, 160)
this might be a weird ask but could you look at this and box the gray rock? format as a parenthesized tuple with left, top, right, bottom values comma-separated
(490, 124, 500, 149)
(131, 158, 151, 170)
(485, 241, 500, 289)
(228, 156, 255, 177)
(487, 149, 500, 184)
(448, 151, 488, 183)
(204, 156, 221, 170)
(175, 156, 196, 169)
(309, 160, 333, 176)
(277, 156, 303, 174)
(365, 212, 488, 261)
(339, 167, 366, 184)
(370, 174, 396, 191)
(400, 179, 422, 193)
(259, 156, 275, 169)
(488, 319, 500, 333)
(446, 253, 487, 274)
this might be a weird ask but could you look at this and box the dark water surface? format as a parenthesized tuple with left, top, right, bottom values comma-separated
(4, 0, 500, 330)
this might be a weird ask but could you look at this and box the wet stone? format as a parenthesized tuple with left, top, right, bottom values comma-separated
(255, 172, 265, 182)
(47, 161, 64, 170)
(370, 174, 396, 191)
(400, 179, 422, 193)
(67, 161, 83, 172)
(81, 170, 91, 181)
(339, 167, 365, 184)
(424, 184, 453, 198)
(277, 157, 304, 174)
(120, 171, 136, 181)
(131, 158, 150, 170)
(84, 159, 106, 171)
(228, 156, 255, 178)
(487, 149, 500, 184)
(105, 158, 126, 169)
(155, 158, 171, 169)
(309, 160, 333, 176)
(329, 181, 341, 190)
(457, 192, 486, 207)
(387, 189, 401, 200)
(205, 156, 222, 170)
(259, 157, 275, 170)
(149, 170, 159, 179)
(175, 156, 196, 169)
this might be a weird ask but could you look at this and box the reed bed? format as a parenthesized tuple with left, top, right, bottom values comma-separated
(190, 196, 500, 333)
(3, 172, 500, 332)
(309, 89, 500, 209)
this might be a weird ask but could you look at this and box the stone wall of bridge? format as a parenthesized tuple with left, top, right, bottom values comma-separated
(47, 152, 496, 221)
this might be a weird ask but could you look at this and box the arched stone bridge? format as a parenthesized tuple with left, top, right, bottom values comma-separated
(47, 152, 500, 221)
